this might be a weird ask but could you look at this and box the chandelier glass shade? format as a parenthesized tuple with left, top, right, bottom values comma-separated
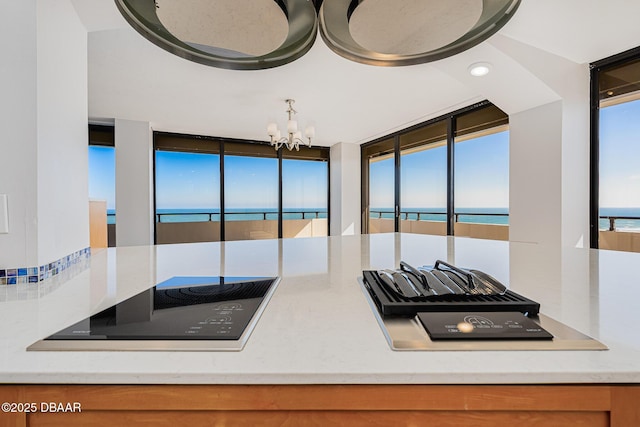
(267, 99, 315, 151)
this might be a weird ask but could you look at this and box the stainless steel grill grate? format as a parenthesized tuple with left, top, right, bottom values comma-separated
(362, 268, 540, 318)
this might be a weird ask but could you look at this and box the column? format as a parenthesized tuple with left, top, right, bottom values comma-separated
(330, 142, 361, 236)
(115, 119, 154, 246)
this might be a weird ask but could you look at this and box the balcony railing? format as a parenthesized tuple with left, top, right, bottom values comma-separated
(370, 210, 509, 224)
(155, 211, 327, 223)
(156, 212, 221, 223)
(371, 211, 640, 230)
(114, 211, 640, 230)
(599, 216, 640, 231)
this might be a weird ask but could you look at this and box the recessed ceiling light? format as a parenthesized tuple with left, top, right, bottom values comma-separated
(468, 62, 492, 77)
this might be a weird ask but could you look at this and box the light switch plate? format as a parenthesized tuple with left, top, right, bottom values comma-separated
(0, 194, 8, 233)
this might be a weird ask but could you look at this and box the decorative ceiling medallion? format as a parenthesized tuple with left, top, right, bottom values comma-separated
(114, 0, 318, 70)
(115, 0, 521, 69)
(349, 0, 483, 56)
(319, 0, 521, 66)
(155, 0, 288, 57)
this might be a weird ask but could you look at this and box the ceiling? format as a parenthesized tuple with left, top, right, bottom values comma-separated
(72, 0, 640, 147)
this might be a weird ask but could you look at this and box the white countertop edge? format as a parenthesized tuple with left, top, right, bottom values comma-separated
(2, 372, 639, 385)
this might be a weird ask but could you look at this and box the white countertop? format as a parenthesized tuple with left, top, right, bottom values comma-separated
(1, 233, 639, 384)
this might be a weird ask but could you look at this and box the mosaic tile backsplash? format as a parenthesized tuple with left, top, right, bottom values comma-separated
(0, 248, 90, 285)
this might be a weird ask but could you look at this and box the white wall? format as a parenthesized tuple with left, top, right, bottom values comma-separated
(0, 1, 38, 268)
(509, 98, 590, 248)
(490, 34, 591, 248)
(36, 0, 89, 265)
(330, 143, 361, 236)
(560, 93, 590, 249)
(115, 119, 154, 246)
(509, 101, 563, 246)
(0, 0, 88, 269)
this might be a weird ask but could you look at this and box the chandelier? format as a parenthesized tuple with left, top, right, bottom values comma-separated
(267, 99, 315, 151)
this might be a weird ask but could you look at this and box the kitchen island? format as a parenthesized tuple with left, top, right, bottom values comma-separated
(1, 233, 639, 426)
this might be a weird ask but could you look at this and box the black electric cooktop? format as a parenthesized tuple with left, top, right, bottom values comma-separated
(28, 276, 279, 351)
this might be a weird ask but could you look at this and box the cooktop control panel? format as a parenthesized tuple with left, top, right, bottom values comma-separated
(417, 311, 554, 341)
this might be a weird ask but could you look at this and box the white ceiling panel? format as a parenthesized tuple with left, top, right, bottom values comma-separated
(500, 0, 640, 64)
(80, 0, 640, 146)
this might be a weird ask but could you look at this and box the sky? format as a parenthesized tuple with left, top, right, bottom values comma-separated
(155, 151, 220, 209)
(89, 99, 639, 212)
(89, 149, 328, 210)
(370, 130, 509, 210)
(88, 146, 116, 210)
(599, 98, 640, 208)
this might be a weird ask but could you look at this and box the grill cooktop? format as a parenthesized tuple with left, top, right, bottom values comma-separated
(360, 261, 607, 351)
(27, 276, 280, 351)
(362, 268, 540, 318)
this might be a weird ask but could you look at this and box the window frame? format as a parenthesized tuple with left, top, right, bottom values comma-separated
(153, 131, 330, 243)
(589, 46, 640, 248)
(360, 100, 508, 235)
(88, 124, 116, 246)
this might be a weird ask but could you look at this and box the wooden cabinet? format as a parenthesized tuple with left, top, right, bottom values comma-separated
(1, 384, 638, 427)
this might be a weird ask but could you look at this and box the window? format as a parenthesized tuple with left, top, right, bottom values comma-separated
(153, 132, 329, 244)
(88, 125, 116, 246)
(154, 134, 221, 244)
(88, 146, 116, 221)
(400, 121, 448, 234)
(362, 138, 395, 234)
(591, 48, 640, 251)
(361, 101, 509, 239)
(224, 142, 279, 241)
(599, 98, 640, 227)
(155, 150, 221, 244)
(454, 105, 509, 231)
(282, 152, 329, 238)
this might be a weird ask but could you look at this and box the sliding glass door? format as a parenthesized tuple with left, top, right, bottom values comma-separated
(399, 121, 448, 234)
(153, 133, 329, 244)
(593, 52, 640, 250)
(282, 152, 329, 238)
(154, 139, 221, 244)
(361, 101, 509, 239)
(363, 138, 395, 234)
(454, 105, 509, 239)
(224, 144, 279, 241)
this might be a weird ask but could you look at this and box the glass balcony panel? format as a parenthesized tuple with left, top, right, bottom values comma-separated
(282, 158, 328, 238)
(599, 97, 640, 248)
(399, 121, 448, 235)
(224, 155, 278, 241)
(155, 150, 221, 244)
(88, 145, 116, 246)
(454, 129, 509, 228)
(369, 154, 395, 234)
